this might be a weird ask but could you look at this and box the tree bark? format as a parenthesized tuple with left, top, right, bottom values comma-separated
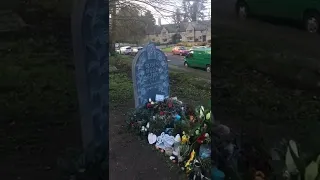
(109, 1, 117, 54)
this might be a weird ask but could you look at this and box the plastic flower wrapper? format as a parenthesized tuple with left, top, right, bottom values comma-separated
(199, 144, 211, 159)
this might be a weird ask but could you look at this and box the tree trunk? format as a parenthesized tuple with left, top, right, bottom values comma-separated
(109, 1, 117, 54)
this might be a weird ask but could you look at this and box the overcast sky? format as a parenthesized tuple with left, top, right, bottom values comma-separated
(137, 0, 211, 25)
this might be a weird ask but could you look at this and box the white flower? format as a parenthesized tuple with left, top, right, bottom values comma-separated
(285, 140, 299, 174)
(199, 106, 205, 118)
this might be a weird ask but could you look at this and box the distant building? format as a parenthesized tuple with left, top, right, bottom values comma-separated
(145, 20, 211, 44)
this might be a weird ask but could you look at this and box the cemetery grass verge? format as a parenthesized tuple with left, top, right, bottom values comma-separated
(161, 47, 191, 53)
(161, 47, 172, 52)
(109, 55, 211, 108)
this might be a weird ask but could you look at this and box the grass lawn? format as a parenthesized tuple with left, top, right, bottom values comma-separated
(161, 46, 191, 53)
(161, 47, 172, 53)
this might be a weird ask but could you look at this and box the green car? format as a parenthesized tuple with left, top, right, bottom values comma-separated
(236, 0, 320, 33)
(184, 48, 211, 72)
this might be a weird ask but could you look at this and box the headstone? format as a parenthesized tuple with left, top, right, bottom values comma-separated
(132, 43, 170, 108)
(71, 0, 108, 148)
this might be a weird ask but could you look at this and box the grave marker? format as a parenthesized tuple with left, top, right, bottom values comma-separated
(132, 43, 170, 108)
(71, 0, 108, 148)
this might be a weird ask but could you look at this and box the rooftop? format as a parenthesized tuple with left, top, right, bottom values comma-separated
(146, 20, 211, 35)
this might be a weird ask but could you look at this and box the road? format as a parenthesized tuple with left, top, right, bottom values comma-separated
(165, 53, 211, 81)
(166, 53, 184, 67)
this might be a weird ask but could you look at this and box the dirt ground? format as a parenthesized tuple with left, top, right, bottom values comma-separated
(109, 105, 186, 180)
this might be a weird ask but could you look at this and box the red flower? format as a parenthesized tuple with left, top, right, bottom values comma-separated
(160, 111, 165, 116)
(196, 133, 206, 144)
(146, 103, 152, 108)
(168, 102, 173, 108)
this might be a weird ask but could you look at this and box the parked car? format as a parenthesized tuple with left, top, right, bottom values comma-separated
(184, 48, 211, 72)
(172, 46, 189, 56)
(235, 0, 320, 33)
(132, 47, 143, 53)
(130, 47, 143, 55)
(119, 46, 132, 55)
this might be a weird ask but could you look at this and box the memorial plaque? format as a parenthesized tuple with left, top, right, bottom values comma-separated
(132, 43, 169, 108)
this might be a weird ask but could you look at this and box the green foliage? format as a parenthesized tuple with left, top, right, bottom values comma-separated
(142, 10, 156, 27)
(181, 0, 208, 21)
(114, 6, 156, 43)
(109, 73, 133, 107)
(126, 99, 212, 178)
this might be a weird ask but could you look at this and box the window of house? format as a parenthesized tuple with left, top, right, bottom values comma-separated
(187, 37, 193, 40)
(199, 36, 202, 39)
(152, 38, 155, 41)
(188, 30, 192, 33)
(156, 34, 158, 37)
(163, 39, 167, 42)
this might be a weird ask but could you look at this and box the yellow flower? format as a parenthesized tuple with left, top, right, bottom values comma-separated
(206, 111, 211, 120)
(181, 134, 189, 144)
(185, 150, 196, 168)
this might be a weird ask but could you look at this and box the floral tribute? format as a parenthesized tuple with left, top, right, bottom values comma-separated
(126, 97, 213, 179)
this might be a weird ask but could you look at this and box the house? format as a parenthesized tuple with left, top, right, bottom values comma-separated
(145, 20, 211, 44)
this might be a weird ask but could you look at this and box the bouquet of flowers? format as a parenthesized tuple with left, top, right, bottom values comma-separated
(126, 97, 213, 179)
